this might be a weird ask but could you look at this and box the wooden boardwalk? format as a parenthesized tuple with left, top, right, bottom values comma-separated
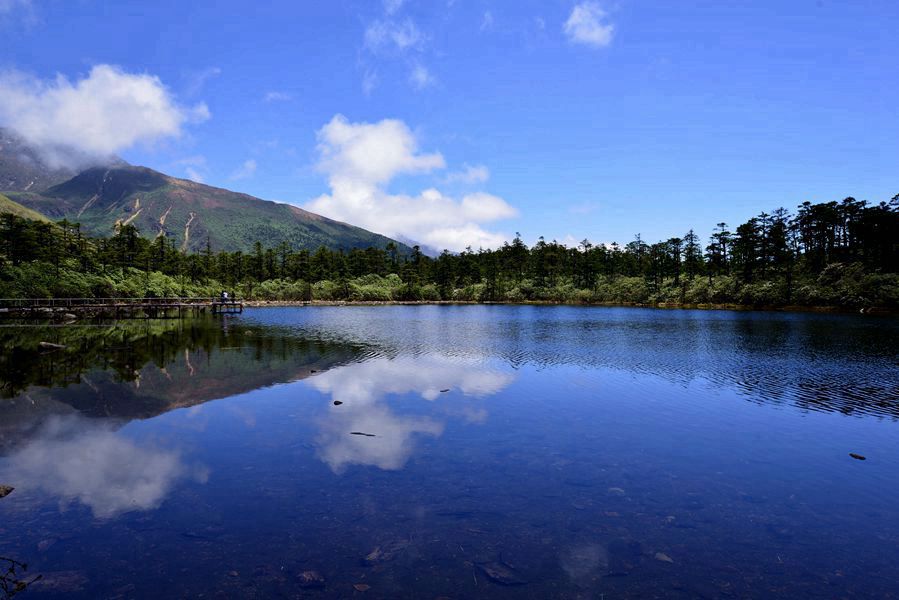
(0, 297, 243, 319)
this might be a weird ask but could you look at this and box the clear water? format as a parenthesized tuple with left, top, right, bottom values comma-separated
(1, 306, 898, 598)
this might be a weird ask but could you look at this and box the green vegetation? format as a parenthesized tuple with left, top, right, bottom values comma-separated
(1, 196, 897, 309)
(0, 194, 50, 223)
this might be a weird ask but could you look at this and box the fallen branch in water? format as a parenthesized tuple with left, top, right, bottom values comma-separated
(0, 557, 42, 599)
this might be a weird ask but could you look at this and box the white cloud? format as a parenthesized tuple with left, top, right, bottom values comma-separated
(264, 91, 292, 103)
(460, 192, 516, 221)
(184, 66, 221, 97)
(421, 222, 511, 251)
(362, 69, 379, 96)
(228, 158, 257, 181)
(0, 64, 210, 169)
(445, 163, 490, 184)
(315, 114, 444, 184)
(305, 115, 518, 251)
(185, 167, 205, 183)
(364, 18, 424, 53)
(409, 63, 435, 90)
(564, 2, 614, 48)
(174, 155, 208, 183)
(362, 5, 438, 93)
(2, 416, 205, 519)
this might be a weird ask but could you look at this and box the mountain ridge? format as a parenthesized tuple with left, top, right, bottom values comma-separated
(6, 164, 411, 254)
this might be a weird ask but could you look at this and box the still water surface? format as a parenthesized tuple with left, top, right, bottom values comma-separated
(1, 306, 898, 598)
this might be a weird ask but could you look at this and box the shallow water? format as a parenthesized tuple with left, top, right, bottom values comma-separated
(1, 306, 898, 598)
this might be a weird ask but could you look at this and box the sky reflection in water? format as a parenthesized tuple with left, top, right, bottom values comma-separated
(4, 415, 206, 519)
(311, 356, 514, 472)
(0, 306, 897, 599)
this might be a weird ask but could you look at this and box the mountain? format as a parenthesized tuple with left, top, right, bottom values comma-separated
(0, 193, 51, 222)
(7, 165, 410, 253)
(0, 128, 78, 193)
(395, 234, 442, 257)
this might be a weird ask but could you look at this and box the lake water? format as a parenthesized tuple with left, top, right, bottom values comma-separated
(1, 306, 898, 598)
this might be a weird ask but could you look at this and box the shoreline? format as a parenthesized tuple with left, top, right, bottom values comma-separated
(240, 299, 896, 316)
(0, 300, 894, 320)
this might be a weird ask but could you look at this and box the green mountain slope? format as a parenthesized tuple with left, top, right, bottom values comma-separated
(8, 165, 409, 253)
(0, 193, 51, 222)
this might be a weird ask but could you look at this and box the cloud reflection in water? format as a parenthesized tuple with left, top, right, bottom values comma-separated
(2, 416, 205, 519)
(309, 356, 514, 473)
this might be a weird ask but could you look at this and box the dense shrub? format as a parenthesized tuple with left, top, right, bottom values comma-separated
(312, 280, 342, 301)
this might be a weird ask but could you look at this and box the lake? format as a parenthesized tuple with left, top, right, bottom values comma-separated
(1, 306, 898, 598)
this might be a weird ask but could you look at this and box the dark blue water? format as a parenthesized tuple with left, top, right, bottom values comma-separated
(1, 306, 898, 598)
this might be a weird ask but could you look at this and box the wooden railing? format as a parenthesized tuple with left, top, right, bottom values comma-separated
(0, 297, 233, 308)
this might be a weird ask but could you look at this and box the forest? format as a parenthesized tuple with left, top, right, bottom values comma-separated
(1, 196, 897, 309)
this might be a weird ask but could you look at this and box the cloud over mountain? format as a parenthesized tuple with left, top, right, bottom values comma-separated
(0, 64, 209, 169)
(306, 115, 517, 252)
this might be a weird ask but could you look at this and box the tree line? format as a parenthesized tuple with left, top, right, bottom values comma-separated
(1, 195, 897, 308)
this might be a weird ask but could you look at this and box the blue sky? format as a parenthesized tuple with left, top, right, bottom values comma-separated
(1, 0, 896, 250)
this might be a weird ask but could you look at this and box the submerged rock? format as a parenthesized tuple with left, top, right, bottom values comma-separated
(476, 560, 527, 586)
(296, 570, 326, 588)
(654, 552, 674, 563)
(0, 485, 13, 498)
(363, 540, 410, 564)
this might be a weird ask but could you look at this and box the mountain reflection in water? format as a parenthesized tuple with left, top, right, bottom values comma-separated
(0, 318, 369, 450)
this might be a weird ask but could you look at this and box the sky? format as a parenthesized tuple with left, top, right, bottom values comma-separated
(0, 0, 896, 251)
